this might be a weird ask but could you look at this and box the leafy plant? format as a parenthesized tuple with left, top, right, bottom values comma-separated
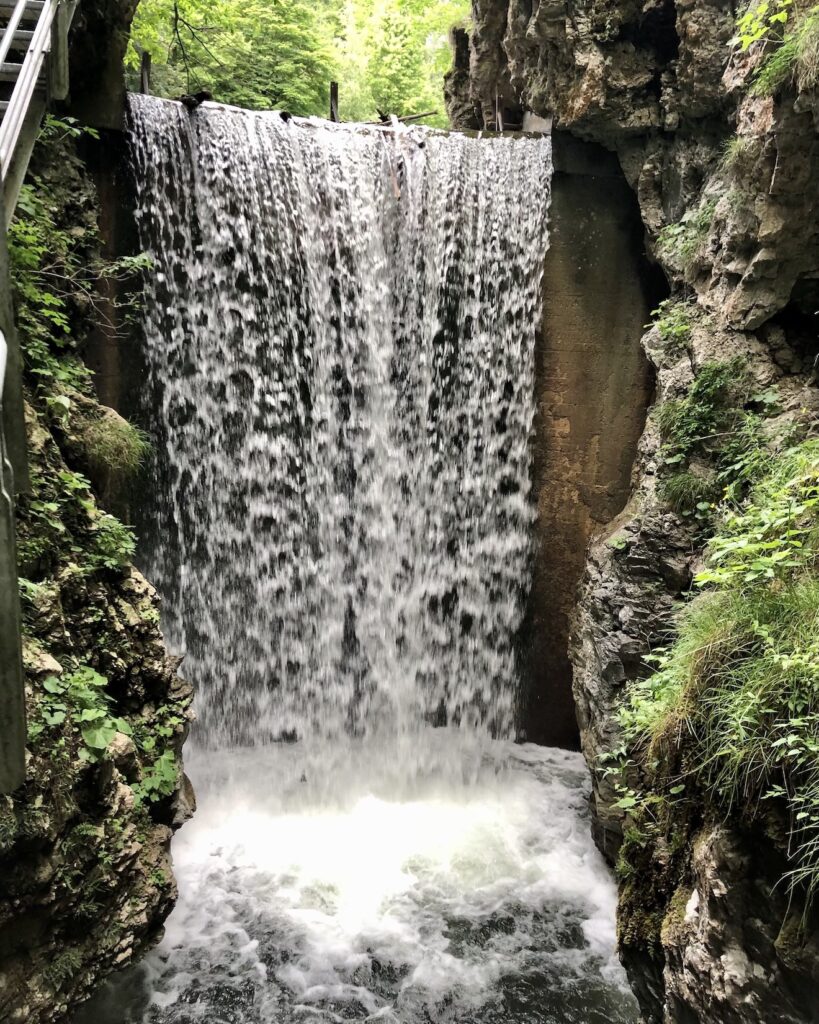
(734, 0, 793, 50)
(661, 471, 718, 518)
(16, 466, 137, 577)
(28, 666, 133, 763)
(650, 299, 695, 351)
(657, 358, 751, 467)
(133, 750, 178, 805)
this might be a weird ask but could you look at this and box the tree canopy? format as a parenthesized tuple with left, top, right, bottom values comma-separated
(128, 0, 470, 126)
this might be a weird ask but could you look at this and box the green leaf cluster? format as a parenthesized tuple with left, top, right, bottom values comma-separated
(16, 466, 136, 577)
(657, 198, 718, 276)
(751, 5, 819, 94)
(28, 666, 133, 762)
(734, 0, 793, 50)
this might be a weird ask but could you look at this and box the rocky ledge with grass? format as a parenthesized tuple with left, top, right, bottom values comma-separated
(449, 1, 819, 1020)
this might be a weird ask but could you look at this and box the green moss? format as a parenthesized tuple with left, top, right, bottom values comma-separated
(660, 885, 694, 947)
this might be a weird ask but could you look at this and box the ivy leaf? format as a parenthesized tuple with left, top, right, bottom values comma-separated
(81, 722, 118, 750)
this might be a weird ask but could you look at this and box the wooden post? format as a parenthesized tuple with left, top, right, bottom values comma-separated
(329, 81, 339, 122)
(140, 50, 152, 95)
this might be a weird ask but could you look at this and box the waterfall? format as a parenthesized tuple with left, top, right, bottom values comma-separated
(77, 97, 638, 1024)
(128, 96, 550, 749)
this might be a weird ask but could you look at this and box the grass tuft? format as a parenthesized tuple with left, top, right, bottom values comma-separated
(81, 413, 151, 478)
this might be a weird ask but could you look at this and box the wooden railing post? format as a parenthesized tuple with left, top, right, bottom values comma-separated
(330, 81, 339, 122)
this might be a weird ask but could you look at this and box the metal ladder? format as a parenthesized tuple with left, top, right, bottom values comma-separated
(0, 0, 77, 793)
(0, 0, 76, 226)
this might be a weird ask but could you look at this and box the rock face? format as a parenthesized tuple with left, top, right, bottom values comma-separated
(450, 1, 819, 1021)
(0, 6, 194, 1015)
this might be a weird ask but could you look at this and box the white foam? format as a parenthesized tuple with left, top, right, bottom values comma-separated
(78, 738, 637, 1023)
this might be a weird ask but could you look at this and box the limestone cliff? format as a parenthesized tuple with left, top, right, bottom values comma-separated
(0, 3, 193, 1020)
(449, 2, 819, 1021)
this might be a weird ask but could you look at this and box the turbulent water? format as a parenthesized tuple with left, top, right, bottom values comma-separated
(77, 741, 636, 1024)
(75, 97, 638, 1023)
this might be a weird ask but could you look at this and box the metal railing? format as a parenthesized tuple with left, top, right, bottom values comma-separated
(0, 0, 59, 179)
(0, 0, 75, 223)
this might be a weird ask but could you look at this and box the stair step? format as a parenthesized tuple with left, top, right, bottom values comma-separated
(0, 60, 22, 82)
(0, 60, 42, 81)
(0, 0, 44, 19)
(7, 28, 34, 47)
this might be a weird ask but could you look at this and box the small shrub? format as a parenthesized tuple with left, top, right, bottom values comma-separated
(657, 358, 751, 465)
(735, 0, 793, 50)
(133, 750, 178, 805)
(90, 514, 137, 571)
(28, 666, 133, 763)
(650, 299, 695, 351)
(81, 413, 151, 478)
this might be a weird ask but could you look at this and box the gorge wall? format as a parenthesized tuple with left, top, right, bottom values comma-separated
(448, 1, 819, 1021)
(0, 4, 194, 1022)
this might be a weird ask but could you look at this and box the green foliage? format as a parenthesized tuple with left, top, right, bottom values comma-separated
(698, 440, 819, 586)
(660, 471, 718, 518)
(28, 666, 133, 763)
(734, 0, 793, 50)
(751, 6, 819, 94)
(9, 122, 153, 397)
(656, 359, 788, 520)
(650, 299, 695, 352)
(133, 750, 178, 805)
(621, 439, 819, 903)
(657, 358, 751, 466)
(719, 134, 762, 177)
(16, 467, 136, 576)
(130, 0, 469, 126)
(657, 199, 718, 275)
(10, 182, 92, 393)
(42, 949, 84, 990)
